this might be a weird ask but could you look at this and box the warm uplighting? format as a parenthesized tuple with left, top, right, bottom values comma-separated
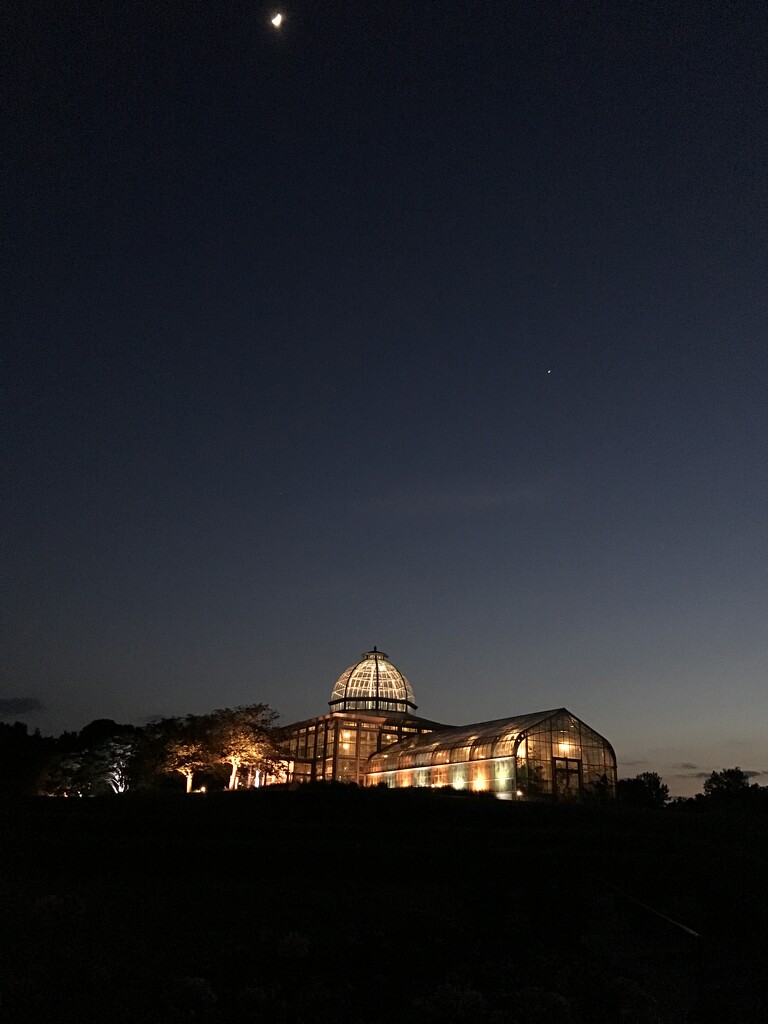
(282, 659, 617, 799)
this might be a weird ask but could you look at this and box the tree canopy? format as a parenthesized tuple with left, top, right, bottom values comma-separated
(205, 704, 280, 790)
(703, 767, 752, 799)
(0, 704, 283, 797)
(616, 771, 670, 809)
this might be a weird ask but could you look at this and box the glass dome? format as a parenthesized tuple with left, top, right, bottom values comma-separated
(329, 648, 417, 713)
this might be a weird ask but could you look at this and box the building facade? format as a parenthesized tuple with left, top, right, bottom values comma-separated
(280, 648, 442, 784)
(279, 648, 617, 799)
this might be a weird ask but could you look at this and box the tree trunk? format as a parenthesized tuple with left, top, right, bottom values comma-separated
(185, 772, 193, 794)
(228, 759, 238, 790)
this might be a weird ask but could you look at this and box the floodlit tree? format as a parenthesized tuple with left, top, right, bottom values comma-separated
(41, 705, 285, 795)
(162, 736, 210, 793)
(44, 736, 137, 796)
(616, 771, 669, 809)
(95, 738, 135, 793)
(142, 714, 213, 793)
(205, 704, 279, 790)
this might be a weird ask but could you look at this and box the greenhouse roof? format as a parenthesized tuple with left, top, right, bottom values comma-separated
(366, 708, 578, 772)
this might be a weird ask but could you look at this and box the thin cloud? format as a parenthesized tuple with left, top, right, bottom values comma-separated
(0, 697, 44, 718)
(674, 762, 699, 771)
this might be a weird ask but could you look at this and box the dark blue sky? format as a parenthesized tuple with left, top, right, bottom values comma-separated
(3, 1, 767, 794)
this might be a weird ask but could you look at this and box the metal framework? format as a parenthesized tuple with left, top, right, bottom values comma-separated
(364, 708, 617, 800)
(329, 647, 417, 713)
(280, 710, 440, 784)
(278, 649, 618, 800)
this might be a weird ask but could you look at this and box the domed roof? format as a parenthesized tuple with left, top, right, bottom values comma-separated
(329, 647, 417, 713)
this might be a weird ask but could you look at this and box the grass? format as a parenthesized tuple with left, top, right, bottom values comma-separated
(1, 786, 766, 1023)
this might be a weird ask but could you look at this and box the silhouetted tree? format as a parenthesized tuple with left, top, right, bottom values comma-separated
(78, 718, 135, 749)
(44, 752, 90, 797)
(0, 721, 51, 796)
(617, 771, 669, 809)
(703, 766, 751, 799)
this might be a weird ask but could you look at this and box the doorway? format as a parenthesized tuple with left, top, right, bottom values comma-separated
(553, 757, 582, 800)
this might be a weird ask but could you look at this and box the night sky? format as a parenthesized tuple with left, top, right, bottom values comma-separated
(4, 1, 767, 795)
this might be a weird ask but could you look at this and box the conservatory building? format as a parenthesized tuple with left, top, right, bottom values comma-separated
(279, 648, 617, 799)
(280, 648, 443, 784)
(365, 709, 616, 799)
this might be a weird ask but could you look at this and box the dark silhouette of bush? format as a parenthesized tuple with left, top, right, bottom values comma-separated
(0, 721, 52, 797)
(616, 771, 669, 809)
(703, 766, 751, 798)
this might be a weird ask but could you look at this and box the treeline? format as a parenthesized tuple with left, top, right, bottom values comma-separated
(0, 704, 281, 798)
(617, 768, 768, 810)
(4, 718, 766, 809)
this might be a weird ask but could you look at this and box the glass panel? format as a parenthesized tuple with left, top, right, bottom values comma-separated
(450, 745, 471, 763)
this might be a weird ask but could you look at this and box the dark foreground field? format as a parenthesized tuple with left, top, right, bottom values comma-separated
(1, 788, 766, 1024)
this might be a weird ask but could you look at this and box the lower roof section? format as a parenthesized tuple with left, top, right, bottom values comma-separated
(366, 708, 617, 774)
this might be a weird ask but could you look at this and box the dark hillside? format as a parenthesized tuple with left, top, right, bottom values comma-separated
(1, 788, 766, 1023)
